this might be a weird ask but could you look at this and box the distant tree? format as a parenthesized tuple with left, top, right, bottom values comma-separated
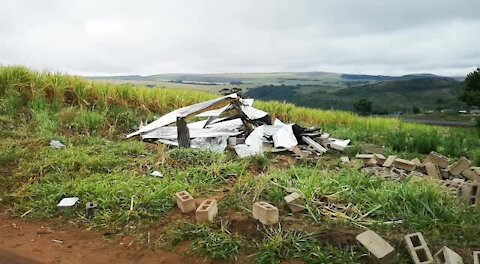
(412, 106, 420, 114)
(460, 68, 480, 107)
(353, 99, 373, 115)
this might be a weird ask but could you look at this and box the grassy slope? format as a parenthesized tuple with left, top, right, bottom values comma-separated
(1, 66, 480, 263)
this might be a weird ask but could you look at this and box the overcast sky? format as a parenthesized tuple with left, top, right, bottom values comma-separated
(1, 0, 479, 76)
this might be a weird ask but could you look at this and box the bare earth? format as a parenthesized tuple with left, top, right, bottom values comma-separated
(0, 213, 206, 264)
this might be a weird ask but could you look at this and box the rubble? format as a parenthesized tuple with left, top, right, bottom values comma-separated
(382, 155, 397, 168)
(424, 151, 449, 169)
(393, 158, 416, 171)
(49, 140, 65, 149)
(284, 192, 306, 212)
(127, 93, 350, 158)
(57, 197, 79, 211)
(449, 157, 472, 176)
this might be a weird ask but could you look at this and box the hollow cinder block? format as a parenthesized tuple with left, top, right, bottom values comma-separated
(459, 182, 480, 207)
(433, 246, 463, 264)
(462, 168, 480, 182)
(284, 192, 306, 212)
(356, 230, 396, 264)
(383, 155, 397, 168)
(393, 158, 416, 171)
(175, 191, 196, 213)
(404, 232, 434, 264)
(424, 151, 449, 169)
(449, 157, 472, 176)
(253, 202, 279, 225)
(195, 199, 218, 223)
(425, 162, 441, 180)
(473, 251, 480, 264)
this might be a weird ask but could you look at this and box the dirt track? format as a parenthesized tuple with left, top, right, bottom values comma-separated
(0, 213, 207, 264)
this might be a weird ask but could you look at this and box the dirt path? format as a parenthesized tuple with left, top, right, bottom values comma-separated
(0, 213, 207, 264)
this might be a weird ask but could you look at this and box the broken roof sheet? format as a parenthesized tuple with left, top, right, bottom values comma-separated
(127, 93, 238, 138)
(141, 127, 241, 140)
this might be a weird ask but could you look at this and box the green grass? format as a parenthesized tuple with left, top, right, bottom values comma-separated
(1, 66, 480, 262)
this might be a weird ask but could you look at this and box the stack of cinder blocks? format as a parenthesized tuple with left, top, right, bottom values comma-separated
(356, 230, 396, 263)
(404, 232, 434, 264)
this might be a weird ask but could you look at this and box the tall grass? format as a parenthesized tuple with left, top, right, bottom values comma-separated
(1, 66, 478, 160)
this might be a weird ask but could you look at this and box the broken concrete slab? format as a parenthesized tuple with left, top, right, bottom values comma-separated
(449, 157, 472, 176)
(433, 246, 463, 264)
(57, 197, 79, 211)
(284, 192, 306, 212)
(49, 140, 65, 149)
(424, 162, 441, 180)
(340, 156, 350, 164)
(330, 139, 350, 151)
(195, 199, 218, 223)
(176, 191, 196, 213)
(404, 232, 434, 264)
(356, 230, 396, 264)
(393, 158, 416, 171)
(253, 202, 279, 225)
(374, 154, 387, 166)
(424, 151, 449, 169)
(383, 155, 397, 168)
(302, 136, 327, 154)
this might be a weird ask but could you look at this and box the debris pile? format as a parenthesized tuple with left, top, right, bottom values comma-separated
(356, 151, 480, 206)
(127, 93, 350, 158)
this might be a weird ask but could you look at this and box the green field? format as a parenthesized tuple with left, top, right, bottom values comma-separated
(1, 66, 480, 263)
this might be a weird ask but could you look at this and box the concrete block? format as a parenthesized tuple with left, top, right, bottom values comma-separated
(393, 158, 416, 171)
(460, 182, 480, 206)
(449, 157, 472, 176)
(57, 197, 79, 211)
(284, 192, 306, 212)
(440, 168, 451, 179)
(356, 153, 374, 160)
(462, 168, 480, 182)
(195, 199, 218, 223)
(340, 156, 350, 164)
(424, 162, 441, 180)
(383, 155, 397, 168)
(85, 201, 98, 219)
(356, 230, 396, 264)
(473, 251, 480, 264)
(374, 154, 387, 166)
(411, 158, 422, 167)
(253, 202, 279, 225)
(176, 191, 196, 213)
(424, 151, 449, 169)
(404, 232, 434, 264)
(433, 246, 463, 264)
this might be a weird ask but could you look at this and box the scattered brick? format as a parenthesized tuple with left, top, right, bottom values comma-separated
(393, 158, 416, 171)
(433, 246, 464, 264)
(449, 157, 472, 176)
(253, 202, 279, 225)
(195, 199, 218, 223)
(424, 151, 449, 169)
(383, 155, 397, 168)
(284, 192, 306, 212)
(404, 232, 434, 264)
(356, 230, 396, 264)
(176, 191, 196, 213)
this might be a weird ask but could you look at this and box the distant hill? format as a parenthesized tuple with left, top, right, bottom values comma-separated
(87, 71, 466, 113)
(245, 77, 466, 113)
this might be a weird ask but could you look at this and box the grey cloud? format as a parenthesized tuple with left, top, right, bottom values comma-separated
(0, 0, 479, 76)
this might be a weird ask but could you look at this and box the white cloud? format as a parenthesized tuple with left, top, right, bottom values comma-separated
(0, 0, 479, 76)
